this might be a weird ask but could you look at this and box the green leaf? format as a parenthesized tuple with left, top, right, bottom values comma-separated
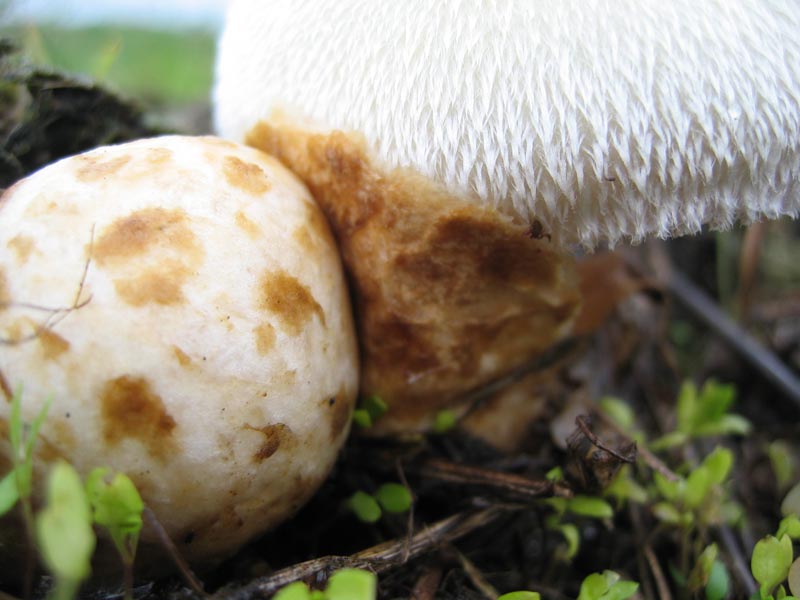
(85, 468, 144, 564)
(348, 491, 381, 523)
(433, 409, 457, 433)
(706, 560, 730, 600)
(654, 472, 684, 502)
(375, 483, 412, 514)
(352, 409, 372, 428)
(546, 466, 564, 482)
(604, 467, 649, 505)
(782, 483, 800, 518)
(558, 523, 580, 560)
(273, 581, 312, 600)
(599, 397, 635, 431)
(688, 544, 718, 592)
(578, 572, 613, 600)
(36, 462, 95, 588)
(601, 580, 639, 600)
(361, 395, 388, 422)
(703, 447, 734, 485)
(497, 593, 541, 600)
(567, 495, 614, 519)
(651, 430, 688, 451)
(652, 502, 683, 525)
(0, 470, 19, 516)
(676, 380, 699, 434)
(752, 535, 793, 595)
(25, 394, 52, 463)
(695, 414, 752, 437)
(685, 465, 713, 510)
(777, 516, 800, 541)
(694, 381, 736, 426)
(767, 441, 796, 491)
(325, 568, 376, 600)
(788, 557, 799, 598)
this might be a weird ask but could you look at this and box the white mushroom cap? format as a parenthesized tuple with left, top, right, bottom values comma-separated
(0, 136, 358, 561)
(214, 0, 800, 249)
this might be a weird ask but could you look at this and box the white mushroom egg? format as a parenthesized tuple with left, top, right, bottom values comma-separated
(0, 135, 358, 562)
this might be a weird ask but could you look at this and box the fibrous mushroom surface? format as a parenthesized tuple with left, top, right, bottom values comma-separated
(216, 0, 800, 249)
(0, 135, 358, 562)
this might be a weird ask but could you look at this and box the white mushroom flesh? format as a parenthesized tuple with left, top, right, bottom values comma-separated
(0, 135, 358, 561)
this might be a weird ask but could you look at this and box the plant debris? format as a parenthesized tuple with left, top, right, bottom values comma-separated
(0, 40, 158, 189)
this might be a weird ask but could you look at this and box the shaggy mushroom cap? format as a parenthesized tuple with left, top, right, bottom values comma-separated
(215, 0, 800, 249)
(0, 136, 358, 562)
(214, 0, 799, 433)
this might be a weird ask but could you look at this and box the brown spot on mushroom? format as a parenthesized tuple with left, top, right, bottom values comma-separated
(247, 122, 581, 433)
(46, 419, 78, 455)
(0, 268, 9, 311)
(113, 263, 189, 306)
(326, 386, 353, 442)
(172, 345, 192, 367)
(100, 375, 177, 460)
(253, 322, 276, 355)
(222, 155, 271, 195)
(38, 329, 70, 360)
(7, 235, 36, 264)
(258, 270, 325, 335)
(75, 154, 132, 182)
(235, 210, 261, 238)
(94, 207, 199, 266)
(244, 423, 293, 463)
(145, 147, 173, 165)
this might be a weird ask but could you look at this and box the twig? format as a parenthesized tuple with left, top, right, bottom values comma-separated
(594, 410, 680, 482)
(1, 225, 94, 346)
(142, 508, 205, 596)
(575, 416, 636, 463)
(716, 525, 757, 596)
(396, 459, 415, 564)
(665, 267, 800, 409)
(643, 543, 672, 600)
(451, 547, 497, 599)
(216, 507, 510, 600)
(410, 565, 443, 600)
(418, 458, 573, 500)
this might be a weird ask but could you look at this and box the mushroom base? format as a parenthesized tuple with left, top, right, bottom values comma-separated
(246, 122, 581, 434)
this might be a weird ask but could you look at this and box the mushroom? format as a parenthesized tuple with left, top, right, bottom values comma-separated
(0, 135, 358, 562)
(213, 0, 800, 434)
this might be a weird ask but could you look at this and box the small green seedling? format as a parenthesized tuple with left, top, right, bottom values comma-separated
(36, 461, 95, 600)
(577, 570, 639, 600)
(750, 503, 800, 600)
(651, 380, 750, 450)
(86, 467, 144, 600)
(782, 482, 800, 518)
(348, 490, 382, 524)
(273, 568, 376, 600)
(348, 483, 412, 523)
(0, 387, 52, 519)
(497, 592, 541, 600)
(651, 446, 738, 530)
(543, 494, 614, 560)
(767, 441, 797, 492)
(352, 395, 388, 428)
(433, 409, 457, 434)
(751, 534, 795, 600)
(374, 483, 412, 514)
(687, 544, 730, 600)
